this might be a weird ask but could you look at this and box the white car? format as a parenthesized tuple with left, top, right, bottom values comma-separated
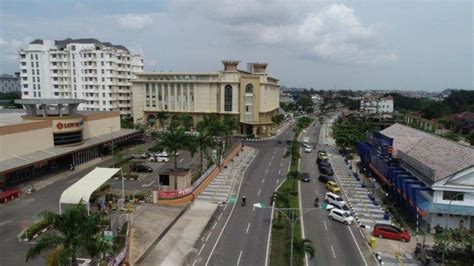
(304, 147, 312, 153)
(328, 209, 354, 225)
(325, 192, 346, 207)
(149, 155, 170, 162)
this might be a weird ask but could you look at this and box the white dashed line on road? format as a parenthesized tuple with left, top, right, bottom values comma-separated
(218, 213, 223, 220)
(198, 243, 206, 255)
(257, 189, 261, 196)
(212, 223, 217, 230)
(278, 169, 281, 175)
(246, 222, 251, 234)
(265, 169, 268, 174)
(331, 245, 336, 258)
(237, 250, 243, 265)
(276, 179, 279, 184)
(262, 178, 265, 183)
(206, 232, 212, 242)
(324, 221, 328, 231)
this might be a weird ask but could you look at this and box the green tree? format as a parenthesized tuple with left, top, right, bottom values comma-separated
(467, 131, 474, 146)
(194, 129, 215, 174)
(222, 115, 238, 152)
(297, 95, 313, 112)
(155, 126, 195, 172)
(197, 114, 225, 165)
(26, 204, 109, 265)
(156, 111, 168, 129)
(287, 170, 301, 191)
(170, 114, 194, 131)
(443, 132, 460, 142)
(291, 238, 315, 265)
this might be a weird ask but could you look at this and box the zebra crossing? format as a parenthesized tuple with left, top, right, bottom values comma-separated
(328, 153, 391, 229)
(198, 147, 257, 204)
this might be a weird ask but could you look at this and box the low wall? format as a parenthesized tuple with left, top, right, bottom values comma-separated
(157, 143, 243, 205)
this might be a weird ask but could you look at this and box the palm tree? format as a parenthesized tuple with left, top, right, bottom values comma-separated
(26, 203, 109, 265)
(222, 115, 238, 152)
(291, 238, 315, 265)
(197, 114, 225, 165)
(194, 129, 215, 174)
(170, 114, 194, 131)
(156, 111, 168, 129)
(155, 126, 190, 171)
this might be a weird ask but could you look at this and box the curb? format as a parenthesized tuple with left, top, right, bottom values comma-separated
(134, 204, 190, 264)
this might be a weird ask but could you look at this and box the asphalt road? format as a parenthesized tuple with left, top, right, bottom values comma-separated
(193, 123, 294, 266)
(299, 120, 376, 266)
(0, 146, 194, 266)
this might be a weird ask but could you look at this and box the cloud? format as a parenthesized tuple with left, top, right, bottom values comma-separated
(117, 14, 154, 31)
(0, 37, 32, 64)
(170, 1, 397, 65)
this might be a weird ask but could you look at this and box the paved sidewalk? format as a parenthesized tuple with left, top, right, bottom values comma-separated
(139, 201, 218, 265)
(22, 156, 110, 191)
(129, 204, 184, 265)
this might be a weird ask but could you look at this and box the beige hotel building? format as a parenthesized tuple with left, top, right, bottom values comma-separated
(131, 61, 280, 135)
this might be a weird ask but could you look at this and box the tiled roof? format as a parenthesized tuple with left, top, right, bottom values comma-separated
(381, 123, 474, 182)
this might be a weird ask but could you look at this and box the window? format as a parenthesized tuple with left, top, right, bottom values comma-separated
(246, 84, 254, 93)
(442, 191, 464, 201)
(224, 85, 232, 111)
(35, 54, 38, 60)
(23, 84, 28, 88)
(36, 62, 39, 67)
(30, 54, 33, 60)
(54, 92, 59, 96)
(23, 91, 29, 96)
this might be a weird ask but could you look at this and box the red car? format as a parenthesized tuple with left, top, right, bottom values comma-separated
(373, 223, 411, 242)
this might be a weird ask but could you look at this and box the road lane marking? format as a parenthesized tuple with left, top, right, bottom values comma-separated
(262, 178, 265, 183)
(265, 169, 268, 174)
(179, 158, 184, 163)
(212, 223, 217, 230)
(253, 206, 255, 212)
(237, 250, 243, 265)
(331, 245, 336, 258)
(257, 189, 261, 196)
(323, 221, 328, 231)
(348, 226, 368, 266)
(142, 180, 156, 187)
(246, 222, 251, 233)
(198, 243, 206, 255)
(278, 169, 281, 175)
(205, 149, 258, 266)
(269, 162, 272, 167)
(205, 232, 212, 242)
(276, 179, 279, 184)
(271, 155, 274, 160)
(218, 213, 223, 220)
(280, 162, 283, 167)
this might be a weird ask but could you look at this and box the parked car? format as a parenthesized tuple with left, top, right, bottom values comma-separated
(372, 223, 411, 242)
(318, 174, 334, 183)
(149, 155, 169, 162)
(318, 160, 332, 168)
(301, 172, 311, 182)
(304, 147, 312, 153)
(325, 192, 345, 206)
(132, 163, 153, 173)
(326, 181, 341, 193)
(318, 153, 328, 160)
(329, 202, 352, 213)
(328, 208, 354, 225)
(319, 166, 334, 176)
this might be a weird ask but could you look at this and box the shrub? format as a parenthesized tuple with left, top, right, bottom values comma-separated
(22, 220, 50, 240)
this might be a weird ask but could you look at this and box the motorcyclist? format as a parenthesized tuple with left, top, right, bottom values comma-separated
(242, 196, 246, 206)
(314, 196, 320, 207)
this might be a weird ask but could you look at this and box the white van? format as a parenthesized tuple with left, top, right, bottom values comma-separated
(328, 209, 354, 225)
(325, 192, 346, 207)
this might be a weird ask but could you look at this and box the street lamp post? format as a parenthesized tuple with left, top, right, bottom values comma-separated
(254, 203, 320, 266)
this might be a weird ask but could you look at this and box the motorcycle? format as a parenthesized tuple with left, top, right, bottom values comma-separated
(241, 196, 246, 206)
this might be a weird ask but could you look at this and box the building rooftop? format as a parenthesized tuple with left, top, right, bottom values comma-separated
(30, 38, 130, 52)
(15, 99, 86, 105)
(381, 123, 474, 182)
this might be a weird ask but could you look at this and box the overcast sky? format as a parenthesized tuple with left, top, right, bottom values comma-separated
(0, 0, 472, 91)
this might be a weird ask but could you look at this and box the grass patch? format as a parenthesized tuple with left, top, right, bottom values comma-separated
(270, 116, 313, 265)
(21, 220, 50, 240)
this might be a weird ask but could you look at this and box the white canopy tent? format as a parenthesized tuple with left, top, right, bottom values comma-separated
(59, 167, 121, 214)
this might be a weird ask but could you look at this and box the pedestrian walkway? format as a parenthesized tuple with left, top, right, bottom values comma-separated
(328, 153, 391, 229)
(197, 147, 257, 203)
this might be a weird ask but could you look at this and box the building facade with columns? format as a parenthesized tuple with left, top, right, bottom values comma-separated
(131, 61, 280, 135)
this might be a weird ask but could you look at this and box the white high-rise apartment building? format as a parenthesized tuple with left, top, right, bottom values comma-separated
(360, 95, 394, 115)
(19, 38, 144, 116)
